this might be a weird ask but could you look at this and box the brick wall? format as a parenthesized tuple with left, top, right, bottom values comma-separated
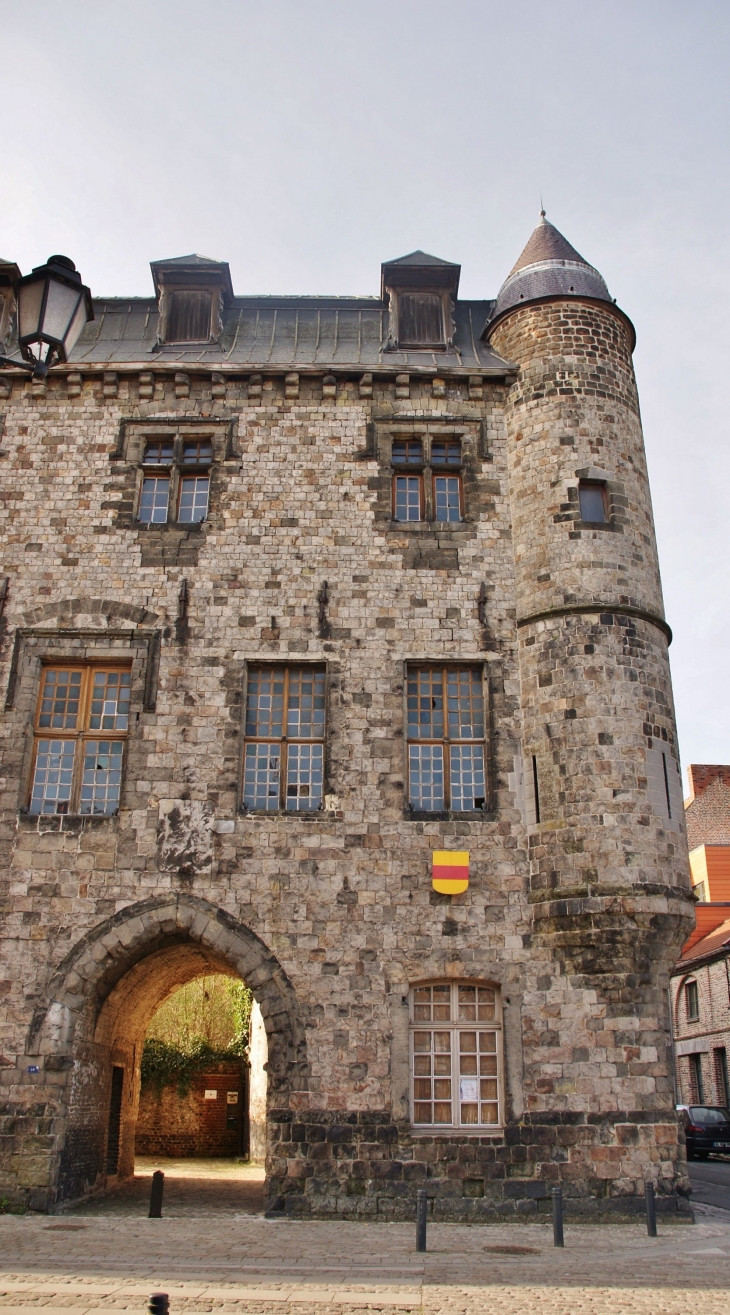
(135, 1063, 245, 1157)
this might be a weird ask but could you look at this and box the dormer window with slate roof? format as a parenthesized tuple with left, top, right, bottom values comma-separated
(0, 259, 20, 349)
(150, 254, 234, 346)
(382, 250, 460, 351)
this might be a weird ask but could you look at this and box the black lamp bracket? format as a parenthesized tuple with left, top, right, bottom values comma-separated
(0, 355, 46, 378)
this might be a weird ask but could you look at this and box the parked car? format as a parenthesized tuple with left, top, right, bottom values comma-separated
(677, 1104, 730, 1159)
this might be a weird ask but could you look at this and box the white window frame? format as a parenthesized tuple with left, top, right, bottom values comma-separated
(409, 980, 504, 1131)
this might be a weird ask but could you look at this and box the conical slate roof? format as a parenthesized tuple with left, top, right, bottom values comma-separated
(491, 213, 611, 323)
(508, 218, 589, 277)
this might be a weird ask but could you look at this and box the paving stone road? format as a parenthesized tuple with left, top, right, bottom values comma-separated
(2, 1203, 730, 1315)
(1, 1162, 728, 1315)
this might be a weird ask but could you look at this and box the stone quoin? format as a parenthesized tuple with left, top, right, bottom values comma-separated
(0, 220, 694, 1218)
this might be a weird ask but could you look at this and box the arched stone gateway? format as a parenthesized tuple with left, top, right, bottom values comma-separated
(24, 894, 308, 1210)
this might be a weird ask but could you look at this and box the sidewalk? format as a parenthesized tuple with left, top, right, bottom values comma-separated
(1, 1205, 730, 1315)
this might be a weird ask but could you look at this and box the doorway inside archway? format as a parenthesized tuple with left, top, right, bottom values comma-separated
(134, 973, 267, 1165)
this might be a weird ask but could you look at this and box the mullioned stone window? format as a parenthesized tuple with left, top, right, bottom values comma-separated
(242, 664, 326, 813)
(28, 662, 131, 816)
(410, 982, 503, 1130)
(406, 665, 488, 814)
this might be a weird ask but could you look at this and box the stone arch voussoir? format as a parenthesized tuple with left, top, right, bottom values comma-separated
(29, 894, 308, 1098)
(21, 597, 161, 628)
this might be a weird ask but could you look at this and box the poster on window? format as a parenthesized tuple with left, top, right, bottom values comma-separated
(432, 850, 469, 894)
(459, 1077, 479, 1102)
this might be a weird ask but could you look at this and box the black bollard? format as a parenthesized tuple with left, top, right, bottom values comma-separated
(416, 1188, 427, 1252)
(148, 1170, 164, 1219)
(645, 1180, 657, 1237)
(148, 1296, 169, 1315)
(552, 1186, 564, 1247)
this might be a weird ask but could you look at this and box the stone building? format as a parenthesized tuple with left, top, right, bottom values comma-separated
(0, 215, 694, 1219)
(671, 764, 730, 1109)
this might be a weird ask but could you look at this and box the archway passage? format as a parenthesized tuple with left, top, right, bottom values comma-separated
(31, 895, 307, 1210)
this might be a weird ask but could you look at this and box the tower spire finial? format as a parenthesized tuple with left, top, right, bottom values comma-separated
(540, 194, 546, 219)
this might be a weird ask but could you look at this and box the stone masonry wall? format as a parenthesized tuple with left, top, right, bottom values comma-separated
(0, 351, 693, 1218)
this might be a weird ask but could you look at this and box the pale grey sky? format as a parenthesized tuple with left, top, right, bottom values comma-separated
(2, 0, 728, 776)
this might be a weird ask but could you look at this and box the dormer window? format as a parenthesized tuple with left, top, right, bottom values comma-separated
(0, 260, 20, 348)
(381, 250, 460, 352)
(166, 290, 213, 343)
(150, 254, 233, 347)
(398, 293, 445, 348)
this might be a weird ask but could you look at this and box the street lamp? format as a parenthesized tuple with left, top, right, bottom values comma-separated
(0, 255, 93, 378)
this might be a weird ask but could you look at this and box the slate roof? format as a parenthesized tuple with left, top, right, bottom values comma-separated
(63, 295, 509, 373)
(686, 778, 730, 849)
(676, 917, 730, 969)
(489, 213, 612, 326)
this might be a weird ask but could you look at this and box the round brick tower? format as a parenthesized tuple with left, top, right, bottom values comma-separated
(487, 215, 694, 1208)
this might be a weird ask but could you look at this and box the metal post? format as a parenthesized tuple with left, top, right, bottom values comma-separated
(148, 1296, 169, 1315)
(416, 1188, 427, 1252)
(552, 1186, 564, 1247)
(148, 1170, 164, 1218)
(645, 1180, 657, 1237)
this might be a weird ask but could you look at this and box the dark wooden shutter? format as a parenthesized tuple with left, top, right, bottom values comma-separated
(166, 290, 212, 342)
(398, 294, 444, 346)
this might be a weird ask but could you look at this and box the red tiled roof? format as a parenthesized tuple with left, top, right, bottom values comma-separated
(676, 916, 730, 968)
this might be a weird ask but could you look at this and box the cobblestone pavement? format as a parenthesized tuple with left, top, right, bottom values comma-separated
(1, 1202, 730, 1315)
(63, 1160, 265, 1217)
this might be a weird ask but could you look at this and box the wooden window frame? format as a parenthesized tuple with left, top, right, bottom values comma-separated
(390, 436, 463, 525)
(405, 663, 488, 815)
(409, 981, 504, 1131)
(431, 471, 463, 523)
(138, 435, 213, 526)
(28, 662, 131, 816)
(392, 472, 425, 522)
(241, 663, 327, 814)
(685, 979, 700, 1021)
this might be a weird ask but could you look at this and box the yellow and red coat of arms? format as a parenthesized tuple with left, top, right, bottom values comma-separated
(431, 850, 469, 895)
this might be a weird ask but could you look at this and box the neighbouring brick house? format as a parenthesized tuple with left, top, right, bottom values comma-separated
(0, 215, 694, 1220)
(135, 1061, 246, 1160)
(671, 765, 730, 1108)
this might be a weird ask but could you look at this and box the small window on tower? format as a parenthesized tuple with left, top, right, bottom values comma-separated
(578, 481, 608, 524)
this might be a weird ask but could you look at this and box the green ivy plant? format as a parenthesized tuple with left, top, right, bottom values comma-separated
(141, 1036, 248, 1097)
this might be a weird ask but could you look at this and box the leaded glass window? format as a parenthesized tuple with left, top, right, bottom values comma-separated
(243, 666, 326, 811)
(29, 666, 130, 815)
(406, 666, 486, 812)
